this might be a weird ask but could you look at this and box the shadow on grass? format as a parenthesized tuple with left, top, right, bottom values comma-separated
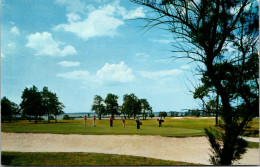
(1, 154, 17, 165)
(26, 121, 70, 124)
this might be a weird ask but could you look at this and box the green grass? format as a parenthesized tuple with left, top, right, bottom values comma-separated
(2, 117, 259, 137)
(1, 152, 200, 166)
(247, 141, 259, 148)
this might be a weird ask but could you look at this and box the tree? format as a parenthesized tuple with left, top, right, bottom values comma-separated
(20, 86, 44, 123)
(131, 0, 258, 165)
(52, 97, 64, 123)
(41, 87, 53, 123)
(91, 95, 106, 120)
(159, 111, 167, 118)
(104, 93, 119, 119)
(193, 76, 221, 124)
(170, 111, 179, 117)
(139, 98, 152, 120)
(122, 93, 141, 119)
(1, 97, 19, 122)
(41, 87, 64, 123)
(149, 112, 155, 118)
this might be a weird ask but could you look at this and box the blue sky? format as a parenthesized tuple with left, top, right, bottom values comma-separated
(1, 0, 201, 113)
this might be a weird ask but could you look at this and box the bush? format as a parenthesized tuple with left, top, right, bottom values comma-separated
(63, 115, 70, 120)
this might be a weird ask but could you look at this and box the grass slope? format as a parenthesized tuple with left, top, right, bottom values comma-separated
(1, 152, 199, 166)
(2, 117, 259, 137)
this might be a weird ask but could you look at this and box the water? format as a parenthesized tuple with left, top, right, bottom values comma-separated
(41, 113, 96, 120)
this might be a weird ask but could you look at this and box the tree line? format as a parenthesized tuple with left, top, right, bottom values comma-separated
(1, 85, 64, 123)
(91, 93, 152, 120)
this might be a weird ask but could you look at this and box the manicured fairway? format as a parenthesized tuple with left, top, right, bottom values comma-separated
(2, 117, 259, 137)
(1, 152, 199, 166)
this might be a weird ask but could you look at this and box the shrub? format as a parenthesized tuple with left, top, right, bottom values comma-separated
(63, 115, 70, 120)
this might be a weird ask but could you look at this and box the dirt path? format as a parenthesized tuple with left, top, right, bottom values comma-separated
(1, 133, 259, 165)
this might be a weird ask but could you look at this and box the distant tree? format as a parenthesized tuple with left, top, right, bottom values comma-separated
(41, 87, 64, 123)
(170, 111, 179, 117)
(20, 86, 44, 123)
(122, 93, 141, 119)
(41, 87, 53, 123)
(1, 97, 19, 122)
(52, 100, 64, 123)
(104, 93, 119, 119)
(159, 111, 167, 118)
(91, 95, 106, 120)
(117, 105, 124, 118)
(149, 112, 155, 118)
(192, 110, 201, 117)
(139, 98, 152, 120)
(63, 114, 70, 120)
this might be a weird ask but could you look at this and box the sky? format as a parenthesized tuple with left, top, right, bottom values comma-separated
(1, 0, 201, 113)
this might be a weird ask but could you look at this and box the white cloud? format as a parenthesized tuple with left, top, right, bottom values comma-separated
(155, 58, 170, 63)
(57, 61, 135, 85)
(7, 42, 16, 48)
(54, 4, 124, 40)
(57, 70, 89, 80)
(61, 45, 77, 56)
(26, 32, 77, 57)
(122, 7, 145, 19)
(54, 2, 145, 40)
(9, 21, 15, 25)
(10, 26, 20, 36)
(96, 61, 135, 83)
(67, 13, 81, 22)
(150, 39, 172, 44)
(138, 69, 183, 79)
(57, 61, 80, 67)
(1, 52, 5, 58)
(135, 52, 149, 58)
(180, 65, 190, 69)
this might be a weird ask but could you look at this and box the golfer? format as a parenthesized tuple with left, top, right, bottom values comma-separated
(158, 117, 164, 127)
(93, 115, 96, 127)
(121, 117, 125, 127)
(136, 117, 140, 129)
(109, 116, 113, 127)
(84, 115, 87, 127)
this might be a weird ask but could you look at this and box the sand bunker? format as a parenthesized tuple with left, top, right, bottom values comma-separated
(1, 133, 259, 165)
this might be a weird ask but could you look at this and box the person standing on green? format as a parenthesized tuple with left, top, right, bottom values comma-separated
(136, 117, 140, 129)
(84, 115, 87, 127)
(109, 116, 113, 127)
(93, 116, 96, 127)
(121, 117, 125, 127)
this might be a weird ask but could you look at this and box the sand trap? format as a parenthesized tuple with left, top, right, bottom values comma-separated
(1, 133, 259, 165)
